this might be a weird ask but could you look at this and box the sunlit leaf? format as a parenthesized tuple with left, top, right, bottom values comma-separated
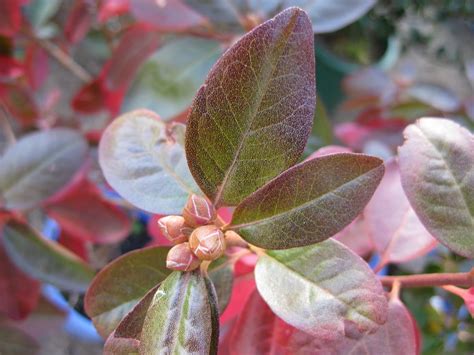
(0, 324, 39, 355)
(2, 221, 95, 292)
(0, 128, 88, 210)
(398, 118, 474, 257)
(46, 179, 132, 244)
(85, 247, 171, 338)
(186, 7, 315, 206)
(255, 240, 387, 339)
(123, 36, 222, 121)
(99, 110, 201, 214)
(230, 153, 384, 249)
(365, 159, 437, 267)
(139, 271, 219, 354)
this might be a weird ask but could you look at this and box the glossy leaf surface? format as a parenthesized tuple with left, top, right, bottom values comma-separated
(365, 159, 437, 266)
(139, 271, 219, 354)
(85, 246, 171, 338)
(2, 221, 94, 292)
(124, 37, 222, 121)
(0, 128, 88, 210)
(399, 118, 474, 257)
(186, 7, 315, 206)
(255, 240, 387, 339)
(99, 110, 201, 214)
(231, 153, 384, 249)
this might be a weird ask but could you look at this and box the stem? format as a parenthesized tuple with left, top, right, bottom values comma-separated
(25, 32, 93, 83)
(380, 269, 474, 288)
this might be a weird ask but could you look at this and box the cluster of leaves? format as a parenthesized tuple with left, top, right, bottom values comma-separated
(0, 1, 473, 354)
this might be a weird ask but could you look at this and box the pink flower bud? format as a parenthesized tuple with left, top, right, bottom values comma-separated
(189, 225, 226, 260)
(157, 215, 188, 244)
(166, 243, 201, 271)
(182, 194, 216, 227)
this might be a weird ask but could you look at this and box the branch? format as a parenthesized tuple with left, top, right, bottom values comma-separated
(380, 269, 474, 288)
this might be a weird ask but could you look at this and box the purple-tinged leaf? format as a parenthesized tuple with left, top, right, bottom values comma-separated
(406, 83, 461, 112)
(2, 221, 95, 292)
(399, 118, 474, 258)
(99, 110, 201, 214)
(186, 7, 315, 206)
(0, 128, 88, 210)
(230, 153, 384, 249)
(85, 247, 171, 338)
(365, 159, 437, 267)
(139, 271, 219, 354)
(255, 240, 387, 339)
(0, 323, 39, 355)
(333, 215, 374, 258)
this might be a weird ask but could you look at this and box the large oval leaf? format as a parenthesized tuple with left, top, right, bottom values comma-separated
(399, 118, 474, 258)
(0, 128, 88, 210)
(99, 110, 201, 214)
(230, 153, 384, 249)
(85, 246, 171, 338)
(139, 271, 219, 354)
(123, 36, 222, 121)
(2, 221, 94, 292)
(255, 239, 387, 339)
(185, 7, 315, 206)
(365, 159, 437, 267)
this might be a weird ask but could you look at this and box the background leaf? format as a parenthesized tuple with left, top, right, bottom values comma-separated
(0, 128, 88, 210)
(0, 323, 39, 355)
(139, 271, 219, 354)
(85, 246, 171, 338)
(123, 36, 222, 121)
(230, 153, 384, 249)
(208, 257, 234, 314)
(365, 159, 437, 267)
(2, 221, 94, 293)
(99, 110, 201, 214)
(399, 118, 474, 258)
(186, 7, 315, 206)
(255, 239, 387, 339)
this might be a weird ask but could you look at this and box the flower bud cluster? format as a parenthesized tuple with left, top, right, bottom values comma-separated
(161, 194, 227, 272)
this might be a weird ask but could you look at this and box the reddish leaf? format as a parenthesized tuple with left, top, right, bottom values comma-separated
(130, 0, 207, 32)
(24, 44, 49, 90)
(219, 275, 255, 324)
(98, 0, 130, 23)
(46, 179, 131, 244)
(64, 0, 93, 44)
(0, 230, 41, 321)
(0, 0, 25, 37)
(0, 56, 24, 81)
(333, 215, 374, 258)
(365, 159, 437, 267)
(57, 231, 88, 261)
(71, 79, 106, 114)
(0, 83, 38, 127)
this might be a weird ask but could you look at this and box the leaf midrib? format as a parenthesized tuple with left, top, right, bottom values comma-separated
(230, 165, 380, 230)
(212, 11, 300, 206)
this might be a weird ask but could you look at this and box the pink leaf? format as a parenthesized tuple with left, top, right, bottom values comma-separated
(24, 44, 49, 90)
(219, 275, 255, 324)
(98, 0, 130, 23)
(46, 179, 132, 244)
(0, 0, 26, 37)
(64, 0, 93, 44)
(333, 215, 374, 258)
(365, 159, 437, 267)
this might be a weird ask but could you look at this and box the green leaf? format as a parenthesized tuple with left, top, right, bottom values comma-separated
(99, 110, 201, 214)
(123, 37, 222, 121)
(0, 128, 88, 210)
(186, 7, 316, 206)
(2, 221, 94, 292)
(230, 153, 384, 249)
(208, 257, 233, 314)
(0, 324, 39, 355)
(139, 271, 219, 354)
(85, 247, 171, 338)
(399, 118, 474, 257)
(255, 240, 387, 339)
